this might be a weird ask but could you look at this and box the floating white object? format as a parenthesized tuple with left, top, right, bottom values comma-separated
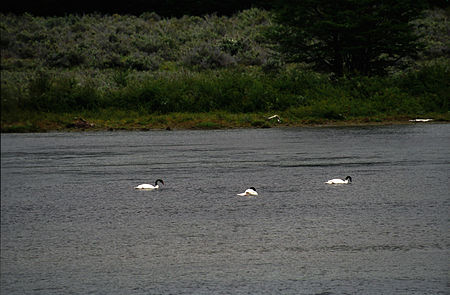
(325, 176, 352, 184)
(135, 179, 164, 190)
(409, 119, 433, 122)
(237, 187, 258, 196)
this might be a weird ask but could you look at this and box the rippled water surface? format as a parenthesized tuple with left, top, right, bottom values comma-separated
(1, 124, 449, 294)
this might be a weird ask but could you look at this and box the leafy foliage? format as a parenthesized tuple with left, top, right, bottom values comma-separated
(0, 9, 274, 71)
(1, 8, 449, 127)
(270, 0, 428, 76)
(412, 8, 450, 60)
(2, 63, 448, 118)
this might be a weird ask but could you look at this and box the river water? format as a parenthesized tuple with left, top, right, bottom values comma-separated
(1, 124, 449, 294)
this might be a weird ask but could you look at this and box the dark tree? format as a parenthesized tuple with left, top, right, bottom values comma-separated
(270, 0, 427, 76)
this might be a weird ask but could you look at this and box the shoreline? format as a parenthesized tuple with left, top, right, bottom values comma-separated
(1, 113, 448, 133)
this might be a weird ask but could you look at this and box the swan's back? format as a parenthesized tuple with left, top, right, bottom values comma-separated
(238, 188, 258, 196)
(135, 184, 157, 190)
(325, 178, 347, 184)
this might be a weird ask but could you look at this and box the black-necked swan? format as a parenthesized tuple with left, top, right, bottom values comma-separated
(237, 187, 258, 196)
(325, 176, 352, 184)
(135, 179, 164, 190)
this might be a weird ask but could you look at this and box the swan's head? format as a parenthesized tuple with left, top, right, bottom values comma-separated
(249, 187, 256, 191)
(155, 179, 164, 186)
(345, 176, 352, 182)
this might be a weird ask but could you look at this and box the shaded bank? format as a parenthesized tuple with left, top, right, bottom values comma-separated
(2, 63, 449, 133)
(1, 110, 448, 133)
(1, 9, 449, 132)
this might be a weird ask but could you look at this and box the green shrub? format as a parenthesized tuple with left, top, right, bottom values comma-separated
(396, 63, 450, 111)
(195, 121, 222, 129)
(182, 45, 236, 69)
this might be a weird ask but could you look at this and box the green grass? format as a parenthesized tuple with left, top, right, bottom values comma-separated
(1, 9, 449, 132)
(2, 108, 448, 133)
(2, 63, 449, 119)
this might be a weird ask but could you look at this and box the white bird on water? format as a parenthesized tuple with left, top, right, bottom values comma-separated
(325, 176, 352, 184)
(135, 179, 164, 190)
(409, 118, 433, 122)
(237, 187, 258, 196)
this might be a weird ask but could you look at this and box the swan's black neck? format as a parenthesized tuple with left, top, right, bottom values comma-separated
(155, 179, 164, 185)
(250, 187, 256, 191)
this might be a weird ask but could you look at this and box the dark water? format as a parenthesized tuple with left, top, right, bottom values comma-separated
(1, 124, 449, 295)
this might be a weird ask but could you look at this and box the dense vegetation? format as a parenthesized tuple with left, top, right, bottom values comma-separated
(270, 0, 428, 76)
(1, 0, 445, 17)
(1, 7, 449, 131)
(0, 0, 271, 17)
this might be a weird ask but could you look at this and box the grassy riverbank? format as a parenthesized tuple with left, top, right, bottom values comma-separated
(1, 9, 449, 132)
(2, 62, 449, 132)
(2, 109, 448, 133)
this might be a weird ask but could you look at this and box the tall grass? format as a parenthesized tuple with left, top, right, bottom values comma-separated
(2, 64, 448, 121)
(1, 8, 449, 130)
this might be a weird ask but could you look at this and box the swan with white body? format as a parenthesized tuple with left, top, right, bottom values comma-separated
(325, 176, 352, 184)
(135, 179, 164, 190)
(237, 187, 258, 196)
